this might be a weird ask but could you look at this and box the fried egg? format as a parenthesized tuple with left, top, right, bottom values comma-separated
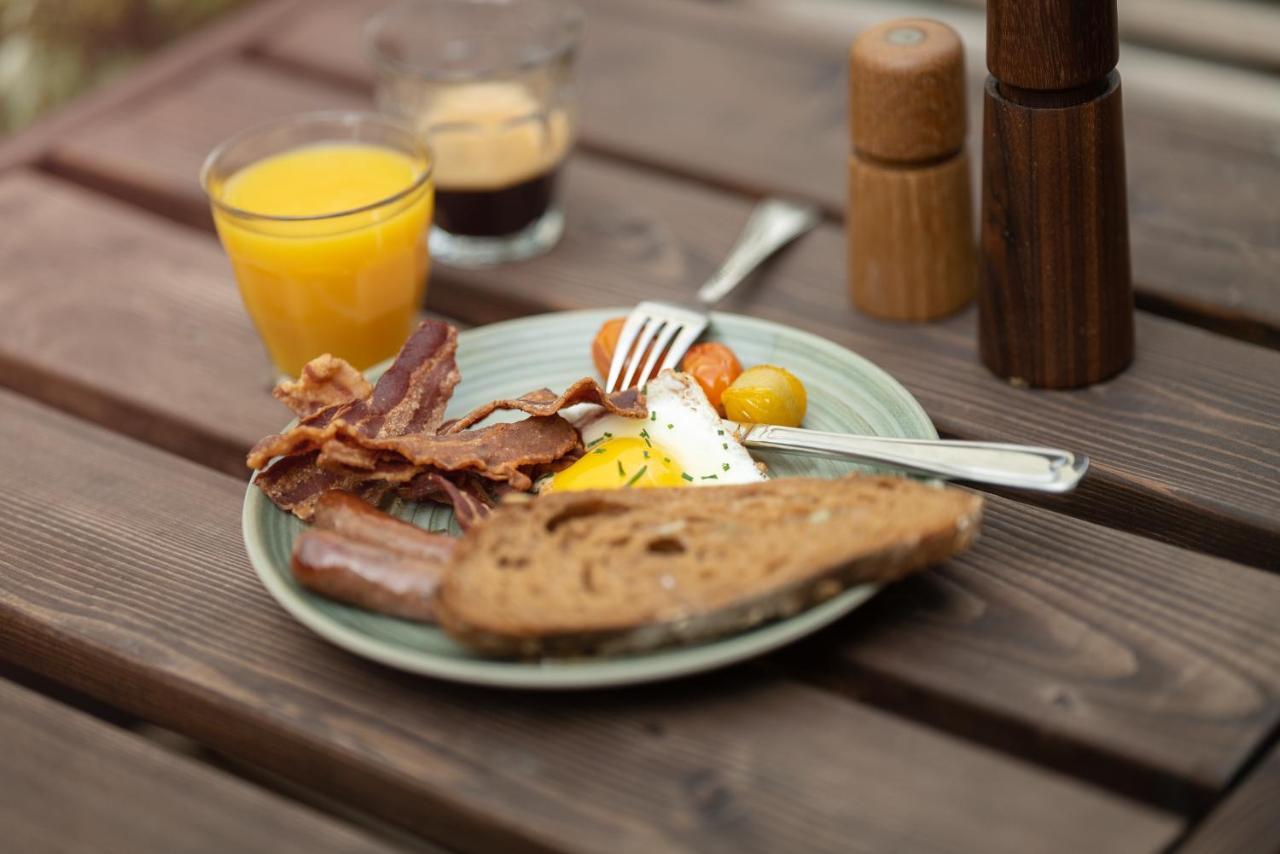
(546, 370, 767, 492)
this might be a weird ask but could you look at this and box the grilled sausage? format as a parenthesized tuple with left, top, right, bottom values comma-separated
(312, 491, 456, 563)
(291, 530, 445, 622)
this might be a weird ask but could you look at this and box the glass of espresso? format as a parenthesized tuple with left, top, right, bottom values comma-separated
(367, 0, 581, 267)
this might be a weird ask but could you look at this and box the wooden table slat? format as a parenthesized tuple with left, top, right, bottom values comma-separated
(0, 390, 1183, 854)
(1178, 739, 1280, 853)
(0, 678, 395, 854)
(30, 61, 1280, 570)
(253, 0, 1280, 342)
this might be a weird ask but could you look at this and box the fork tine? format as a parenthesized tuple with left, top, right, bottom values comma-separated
(659, 319, 708, 372)
(636, 320, 682, 387)
(606, 311, 649, 392)
(620, 317, 664, 391)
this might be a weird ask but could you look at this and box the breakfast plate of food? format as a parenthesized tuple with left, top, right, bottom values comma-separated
(242, 308, 982, 688)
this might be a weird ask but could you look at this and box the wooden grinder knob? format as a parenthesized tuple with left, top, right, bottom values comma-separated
(847, 19, 975, 322)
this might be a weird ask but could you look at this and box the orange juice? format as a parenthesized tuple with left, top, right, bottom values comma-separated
(210, 142, 433, 376)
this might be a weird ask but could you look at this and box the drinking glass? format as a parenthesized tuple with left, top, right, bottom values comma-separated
(367, 0, 582, 267)
(201, 112, 434, 377)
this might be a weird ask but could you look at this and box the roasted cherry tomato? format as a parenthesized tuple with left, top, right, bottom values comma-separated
(591, 317, 627, 379)
(590, 316, 663, 386)
(721, 365, 807, 426)
(680, 342, 742, 414)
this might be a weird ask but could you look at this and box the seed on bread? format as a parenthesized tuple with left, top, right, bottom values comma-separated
(435, 475, 983, 658)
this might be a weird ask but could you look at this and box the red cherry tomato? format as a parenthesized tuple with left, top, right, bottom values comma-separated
(680, 342, 742, 414)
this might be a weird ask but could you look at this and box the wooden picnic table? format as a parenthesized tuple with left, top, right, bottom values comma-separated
(1, 0, 1278, 851)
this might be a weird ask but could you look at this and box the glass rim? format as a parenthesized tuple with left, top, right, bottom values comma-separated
(200, 110, 434, 223)
(364, 0, 584, 83)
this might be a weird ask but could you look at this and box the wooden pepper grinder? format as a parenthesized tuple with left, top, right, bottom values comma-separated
(848, 19, 975, 322)
(979, 0, 1135, 387)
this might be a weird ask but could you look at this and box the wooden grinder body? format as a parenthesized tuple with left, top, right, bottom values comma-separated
(848, 19, 975, 322)
(979, 0, 1134, 387)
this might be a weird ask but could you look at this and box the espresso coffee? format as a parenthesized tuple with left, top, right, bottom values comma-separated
(434, 168, 560, 237)
(422, 83, 572, 239)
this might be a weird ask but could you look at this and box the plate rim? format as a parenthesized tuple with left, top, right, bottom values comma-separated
(242, 308, 936, 689)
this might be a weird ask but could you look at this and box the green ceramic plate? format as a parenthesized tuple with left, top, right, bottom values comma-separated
(243, 309, 935, 689)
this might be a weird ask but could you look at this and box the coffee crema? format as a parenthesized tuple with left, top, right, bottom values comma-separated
(421, 83, 572, 237)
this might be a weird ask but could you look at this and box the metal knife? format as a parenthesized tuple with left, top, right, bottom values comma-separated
(726, 421, 1087, 493)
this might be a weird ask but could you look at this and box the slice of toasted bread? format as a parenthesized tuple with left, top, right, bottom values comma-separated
(435, 475, 983, 657)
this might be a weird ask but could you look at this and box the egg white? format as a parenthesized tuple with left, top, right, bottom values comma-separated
(571, 370, 767, 485)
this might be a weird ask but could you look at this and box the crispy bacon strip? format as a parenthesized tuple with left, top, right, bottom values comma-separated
(273, 355, 372, 420)
(397, 472, 494, 530)
(248, 321, 460, 470)
(340, 319, 460, 438)
(321, 416, 581, 492)
(254, 453, 392, 521)
(444, 378, 645, 434)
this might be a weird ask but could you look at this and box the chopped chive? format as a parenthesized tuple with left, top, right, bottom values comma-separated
(624, 466, 647, 487)
(663, 457, 672, 464)
(603, 431, 613, 439)
(586, 436, 605, 449)
(681, 472, 694, 482)
(667, 423, 674, 430)
(700, 474, 719, 481)
(717, 429, 724, 436)
(617, 460, 626, 477)
(594, 448, 607, 455)
(722, 442, 729, 450)
(722, 462, 730, 471)
(650, 411, 657, 421)
(643, 450, 650, 459)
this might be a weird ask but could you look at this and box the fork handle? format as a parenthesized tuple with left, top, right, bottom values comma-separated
(696, 199, 821, 305)
(737, 423, 1088, 493)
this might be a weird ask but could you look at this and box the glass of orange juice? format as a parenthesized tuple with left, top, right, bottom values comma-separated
(201, 111, 434, 377)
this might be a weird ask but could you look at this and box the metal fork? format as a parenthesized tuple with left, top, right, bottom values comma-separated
(605, 198, 822, 392)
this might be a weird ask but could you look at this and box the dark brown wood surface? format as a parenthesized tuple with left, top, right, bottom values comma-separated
(0, 391, 1183, 854)
(31, 61, 1280, 569)
(0, 679, 395, 854)
(1179, 741, 1280, 853)
(255, 0, 1280, 340)
(979, 73, 1134, 388)
(0, 0, 1277, 848)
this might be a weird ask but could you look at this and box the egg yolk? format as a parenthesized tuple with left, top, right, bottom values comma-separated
(547, 437, 686, 492)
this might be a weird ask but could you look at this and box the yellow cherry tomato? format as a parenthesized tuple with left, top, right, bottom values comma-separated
(721, 365, 807, 426)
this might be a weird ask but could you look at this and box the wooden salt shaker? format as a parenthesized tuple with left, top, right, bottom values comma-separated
(978, 0, 1135, 387)
(848, 19, 975, 321)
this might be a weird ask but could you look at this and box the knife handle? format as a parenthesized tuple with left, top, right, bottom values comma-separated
(741, 425, 1087, 493)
